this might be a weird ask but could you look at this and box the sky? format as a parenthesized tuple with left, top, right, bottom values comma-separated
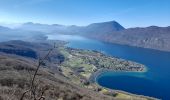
(0, 0, 170, 28)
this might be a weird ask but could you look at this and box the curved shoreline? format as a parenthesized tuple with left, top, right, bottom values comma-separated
(89, 67, 147, 83)
(89, 68, 159, 100)
(48, 39, 156, 99)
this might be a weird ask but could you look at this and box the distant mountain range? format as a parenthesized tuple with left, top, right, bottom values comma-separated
(0, 21, 170, 51)
(0, 25, 47, 42)
(84, 25, 170, 52)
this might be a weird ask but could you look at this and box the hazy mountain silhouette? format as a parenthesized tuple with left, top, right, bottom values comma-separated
(1, 21, 170, 51)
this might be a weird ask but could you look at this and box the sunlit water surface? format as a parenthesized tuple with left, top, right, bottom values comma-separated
(48, 34, 170, 100)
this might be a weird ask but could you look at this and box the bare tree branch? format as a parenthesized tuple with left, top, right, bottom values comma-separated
(20, 43, 56, 100)
(20, 90, 30, 100)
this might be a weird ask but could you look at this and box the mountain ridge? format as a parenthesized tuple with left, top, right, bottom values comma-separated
(1, 20, 170, 51)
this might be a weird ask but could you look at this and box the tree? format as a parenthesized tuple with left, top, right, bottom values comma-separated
(20, 43, 56, 100)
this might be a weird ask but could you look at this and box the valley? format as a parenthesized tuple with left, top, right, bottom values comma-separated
(0, 40, 153, 100)
(0, 0, 169, 99)
(1, 21, 170, 52)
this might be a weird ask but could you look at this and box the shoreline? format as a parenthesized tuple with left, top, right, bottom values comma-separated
(88, 68, 159, 100)
(47, 39, 157, 99)
(47, 34, 170, 53)
(89, 67, 147, 83)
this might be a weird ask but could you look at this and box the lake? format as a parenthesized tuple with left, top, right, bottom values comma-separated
(48, 34, 170, 100)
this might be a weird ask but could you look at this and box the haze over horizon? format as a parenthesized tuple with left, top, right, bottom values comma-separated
(0, 0, 170, 28)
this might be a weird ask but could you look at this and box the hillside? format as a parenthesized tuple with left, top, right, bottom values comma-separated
(81, 21, 125, 35)
(0, 40, 154, 100)
(87, 26, 170, 52)
(0, 54, 115, 100)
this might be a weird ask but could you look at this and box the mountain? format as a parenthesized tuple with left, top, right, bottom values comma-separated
(72, 21, 124, 37)
(19, 22, 57, 32)
(0, 26, 16, 42)
(0, 26, 11, 32)
(88, 26, 170, 52)
(16, 21, 125, 35)
(0, 26, 13, 35)
(85, 21, 125, 32)
(0, 53, 115, 100)
(2, 20, 170, 51)
(17, 22, 68, 33)
(0, 25, 48, 42)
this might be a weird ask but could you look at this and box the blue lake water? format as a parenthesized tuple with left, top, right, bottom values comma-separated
(48, 34, 170, 100)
